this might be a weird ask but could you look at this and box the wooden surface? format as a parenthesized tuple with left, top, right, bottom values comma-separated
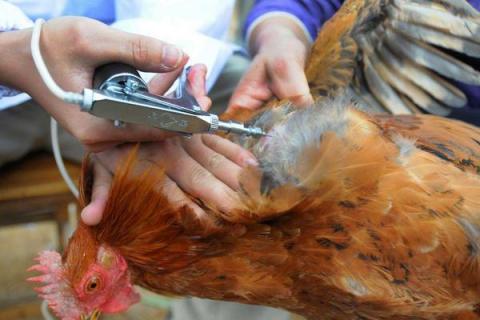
(0, 298, 169, 320)
(0, 298, 304, 320)
(0, 152, 80, 202)
(0, 222, 58, 312)
(0, 298, 44, 320)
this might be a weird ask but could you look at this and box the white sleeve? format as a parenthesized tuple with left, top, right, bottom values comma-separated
(0, 0, 33, 99)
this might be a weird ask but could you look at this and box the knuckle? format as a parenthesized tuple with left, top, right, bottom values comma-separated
(216, 192, 241, 214)
(163, 138, 181, 152)
(234, 154, 248, 166)
(93, 178, 111, 191)
(233, 149, 253, 166)
(130, 37, 150, 67)
(190, 166, 211, 186)
(67, 19, 95, 55)
(201, 134, 219, 150)
(207, 154, 225, 170)
(72, 125, 97, 147)
(270, 56, 289, 78)
(218, 203, 235, 215)
(140, 143, 161, 162)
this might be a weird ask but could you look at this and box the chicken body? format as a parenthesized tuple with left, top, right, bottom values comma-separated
(61, 99, 480, 320)
(31, 0, 480, 319)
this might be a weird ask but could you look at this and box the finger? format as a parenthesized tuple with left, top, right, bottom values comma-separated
(187, 64, 207, 96)
(182, 135, 243, 190)
(201, 134, 258, 168)
(94, 145, 132, 172)
(160, 138, 243, 213)
(267, 55, 313, 106)
(287, 93, 314, 107)
(227, 94, 266, 113)
(235, 79, 272, 105)
(160, 174, 221, 232)
(187, 64, 211, 111)
(162, 174, 201, 212)
(196, 96, 212, 111)
(79, 120, 176, 152)
(85, 141, 119, 153)
(149, 64, 211, 110)
(227, 61, 272, 112)
(148, 68, 184, 95)
(98, 26, 189, 73)
(81, 160, 113, 225)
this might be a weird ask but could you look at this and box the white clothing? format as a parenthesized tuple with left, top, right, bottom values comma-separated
(0, 0, 237, 109)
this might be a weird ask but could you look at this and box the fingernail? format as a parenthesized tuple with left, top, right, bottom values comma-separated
(290, 94, 313, 107)
(161, 45, 183, 68)
(80, 205, 102, 226)
(80, 207, 91, 224)
(243, 157, 259, 168)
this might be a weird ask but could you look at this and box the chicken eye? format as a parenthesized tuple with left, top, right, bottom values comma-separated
(85, 276, 102, 293)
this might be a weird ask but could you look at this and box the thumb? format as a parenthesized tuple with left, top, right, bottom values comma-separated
(96, 26, 188, 73)
(80, 161, 112, 225)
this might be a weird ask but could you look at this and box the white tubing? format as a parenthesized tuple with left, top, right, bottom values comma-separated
(31, 19, 83, 105)
(50, 118, 79, 198)
(41, 300, 56, 320)
(31, 18, 82, 199)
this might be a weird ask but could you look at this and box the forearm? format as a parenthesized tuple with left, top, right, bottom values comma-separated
(0, 28, 35, 91)
(0, 0, 36, 97)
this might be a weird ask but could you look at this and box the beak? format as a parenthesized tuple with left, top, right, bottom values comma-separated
(80, 309, 101, 320)
(90, 309, 101, 320)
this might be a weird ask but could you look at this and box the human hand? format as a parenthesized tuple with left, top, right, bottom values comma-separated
(0, 16, 203, 151)
(228, 16, 314, 112)
(81, 134, 257, 226)
(81, 66, 257, 226)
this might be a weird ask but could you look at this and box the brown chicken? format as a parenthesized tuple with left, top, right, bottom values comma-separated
(29, 0, 480, 319)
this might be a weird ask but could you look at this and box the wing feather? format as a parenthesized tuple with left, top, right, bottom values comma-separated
(390, 20, 480, 58)
(388, 0, 480, 42)
(375, 37, 467, 107)
(359, 37, 415, 114)
(359, 34, 452, 115)
(382, 28, 480, 85)
(306, 0, 480, 115)
(430, 0, 480, 16)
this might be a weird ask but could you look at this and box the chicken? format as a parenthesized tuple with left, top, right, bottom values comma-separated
(29, 102, 480, 320)
(29, 0, 480, 319)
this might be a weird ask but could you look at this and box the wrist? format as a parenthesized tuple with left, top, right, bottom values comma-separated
(248, 16, 311, 55)
(0, 28, 35, 91)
